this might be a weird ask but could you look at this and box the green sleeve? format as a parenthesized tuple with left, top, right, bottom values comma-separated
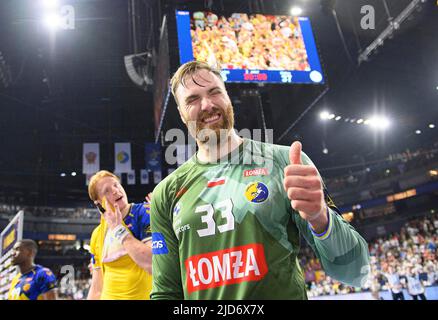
(277, 145, 370, 287)
(150, 176, 184, 300)
(292, 207, 370, 287)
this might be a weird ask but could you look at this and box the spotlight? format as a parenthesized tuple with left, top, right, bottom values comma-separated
(60, 173, 66, 177)
(335, 116, 341, 121)
(415, 130, 422, 135)
(369, 116, 390, 130)
(71, 172, 77, 177)
(320, 111, 330, 120)
(328, 114, 335, 120)
(429, 124, 435, 129)
(357, 119, 364, 124)
(322, 148, 328, 154)
(43, 13, 61, 30)
(290, 7, 303, 16)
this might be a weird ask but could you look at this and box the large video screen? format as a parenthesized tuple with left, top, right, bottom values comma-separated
(176, 11, 324, 84)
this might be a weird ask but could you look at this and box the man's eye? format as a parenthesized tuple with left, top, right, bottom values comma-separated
(187, 97, 199, 104)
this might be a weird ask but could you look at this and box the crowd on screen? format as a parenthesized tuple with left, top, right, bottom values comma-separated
(301, 212, 438, 299)
(190, 11, 310, 71)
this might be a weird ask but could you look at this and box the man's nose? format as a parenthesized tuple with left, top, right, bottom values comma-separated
(200, 96, 214, 111)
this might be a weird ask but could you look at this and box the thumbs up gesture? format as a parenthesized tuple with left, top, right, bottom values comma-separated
(284, 142, 328, 231)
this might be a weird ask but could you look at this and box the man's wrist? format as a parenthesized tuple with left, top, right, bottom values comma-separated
(112, 224, 129, 244)
(309, 206, 331, 237)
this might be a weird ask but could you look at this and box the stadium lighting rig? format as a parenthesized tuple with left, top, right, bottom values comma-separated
(319, 110, 391, 131)
(358, 0, 428, 65)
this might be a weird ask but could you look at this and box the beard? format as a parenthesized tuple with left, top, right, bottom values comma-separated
(187, 103, 235, 146)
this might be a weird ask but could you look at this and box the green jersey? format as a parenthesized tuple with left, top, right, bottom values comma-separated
(150, 139, 370, 300)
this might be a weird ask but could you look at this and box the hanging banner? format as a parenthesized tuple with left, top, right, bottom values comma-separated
(145, 143, 162, 172)
(115, 143, 132, 173)
(85, 173, 93, 186)
(127, 170, 136, 185)
(153, 170, 162, 184)
(140, 169, 149, 185)
(82, 143, 100, 174)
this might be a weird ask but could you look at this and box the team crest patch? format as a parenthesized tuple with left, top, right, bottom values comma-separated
(244, 182, 269, 203)
(23, 283, 31, 292)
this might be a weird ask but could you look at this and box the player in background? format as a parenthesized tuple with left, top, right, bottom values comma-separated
(382, 265, 405, 300)
(150, 60, 370, 299)
(87, 170, 152, 300)
(8, 239, 57, 300)
(406, 266, 427, 300)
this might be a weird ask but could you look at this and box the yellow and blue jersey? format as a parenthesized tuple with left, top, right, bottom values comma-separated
(8, 265, 57, 300)
(89, 202, 152, 300)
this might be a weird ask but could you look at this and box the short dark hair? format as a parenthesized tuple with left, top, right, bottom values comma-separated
(20, 239, 38, 256)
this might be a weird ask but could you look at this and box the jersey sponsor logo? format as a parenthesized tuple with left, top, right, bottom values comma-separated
(207, 177, 226, 188)
(175, 224, 190, 238)
(243, 168, 268, 177)
(185, 243, 268, 294)
(152, 232, 169, 254)
(244, 182, 269, 203)
(143, 203, 151, 214)
(173, 202, 182, 216)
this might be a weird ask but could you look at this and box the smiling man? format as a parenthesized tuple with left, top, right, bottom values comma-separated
(87, 170, 152, 300)
(150, 61, 370, 300)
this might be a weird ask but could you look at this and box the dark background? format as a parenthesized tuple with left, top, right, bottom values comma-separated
(0, 0, 437, 207)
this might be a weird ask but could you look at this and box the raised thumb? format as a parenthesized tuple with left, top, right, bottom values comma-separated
(289, 141, 303, 165)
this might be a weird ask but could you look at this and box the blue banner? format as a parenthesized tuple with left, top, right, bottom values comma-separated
(145, 143, 162, 172)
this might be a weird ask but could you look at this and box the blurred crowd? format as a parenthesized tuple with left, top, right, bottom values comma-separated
(325, 142, 438, 192)
(0, 203, 100, 220)
(191, 12, 310, 70)
(56, 279, 91, 300)
(301, 212, 438, 298)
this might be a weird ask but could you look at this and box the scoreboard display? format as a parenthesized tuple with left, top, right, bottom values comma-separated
(176, 11, 324, 85)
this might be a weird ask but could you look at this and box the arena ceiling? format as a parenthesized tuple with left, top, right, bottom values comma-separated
(0, 0, 437, 206)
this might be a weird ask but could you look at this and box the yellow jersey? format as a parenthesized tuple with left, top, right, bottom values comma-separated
(89, 202, 152, 300)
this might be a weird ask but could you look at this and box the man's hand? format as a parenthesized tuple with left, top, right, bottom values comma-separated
(101, 197, 123, 231)
(145, 192, 153, 204)
(283, 141, 328, 233)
